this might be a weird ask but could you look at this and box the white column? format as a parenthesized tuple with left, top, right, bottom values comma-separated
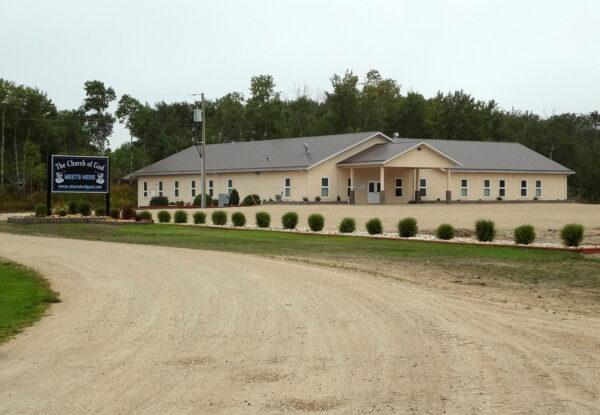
(379, 166, 385, 204)
(350, 168, 355, 190)
(446, 169, 452, 203)
(414, 168, 421, 202)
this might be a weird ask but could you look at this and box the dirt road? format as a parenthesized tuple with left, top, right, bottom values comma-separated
(1, 234, 598, 414)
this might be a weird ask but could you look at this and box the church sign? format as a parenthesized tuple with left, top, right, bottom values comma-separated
(51, 155, 109, 193)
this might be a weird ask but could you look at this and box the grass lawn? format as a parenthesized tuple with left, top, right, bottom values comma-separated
(0, 259, 59, 343)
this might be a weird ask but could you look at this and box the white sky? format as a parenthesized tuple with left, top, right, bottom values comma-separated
(2, 0, 599, 147)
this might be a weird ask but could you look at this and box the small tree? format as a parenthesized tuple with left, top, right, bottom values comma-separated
(398, 217, 418, 237)
(475, 219, 496, 242)
(365, 218, 383, 235)
(229, 188, 240, 206)
(232, 212, 246, 227)
(255, 211, 271, 228)
(308, 213, 325, 231)
(560, 224, 584, 247)
(514, 225, 536, 245)
(281, 212, 298, 229)
(174, 210, 188, 224)
(338, 217, 356, 233)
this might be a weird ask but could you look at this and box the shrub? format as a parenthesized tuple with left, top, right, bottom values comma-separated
(365, 218, 383, 235)
(109, 208, 120, 219)
(77, 201, 92, 216)
(157, 210, 171, 223)
(338, 217, 356, 233)
(255, 211, 271, 228)
(436, 224, 455, 240)
(121, 205, 136, 220)
(281, 211, 298, 229)
(308, 213, 324, 232)
(398, 217, 418, 237)
(475, 219, 496, 242)
(149, 196, 169, 206)
(314, 196, 321, 202)
(34, 204, 47, 217)
(174, 210, 188, 224)
(231, 212, 246, 227)
(193, 194, 212, 207)
(560, 223, 584, 247)
(241, 194, 261, 206)
(138, 210, 153, 221)
(68, 200, 78, 214)
(229, 189, 240, 206)
(95, 207, 106, 217)
(514, 224, 536, 245)
(211, 210, 227, 226)
(58, 208, 67, 217)
(193, 211, 206, 224)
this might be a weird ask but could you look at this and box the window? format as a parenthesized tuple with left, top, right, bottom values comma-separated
(395, 178, 403, 197)
(535, 180, 542, 198)
(419, 178, 427, 197)
(174, 181, 179, 198)
(208, 180, 214, 197)
(191, 180, 196, 197)
(347, 177, 352, 197)
(284, 177, 291, 198)
(321, 177, 329, 198)
(499, 179, 506, 198)
(143, 182, 148, 197)
(483, 179, 491, 198)
(158, 181, 163, 197)
(227, 179, 233, 195)
(521, 180, 528, 197)
(460, 179, 468, 198)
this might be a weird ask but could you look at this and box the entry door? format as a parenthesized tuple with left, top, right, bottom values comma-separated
(367, 181, 381, 204)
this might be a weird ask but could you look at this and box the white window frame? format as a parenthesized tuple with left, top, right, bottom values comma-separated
(143, 181, 148, 198)
(347, 177, 352, 197)
(321, 177, 330, 198)
(483, 179, 491, 199)
(520, 179, 528, 198)
(191, 180, 196, 197)
(498, 179, 506, 198)
(208, 180, 214, 198)
(158, 181, 163, 197)
(460, 179, 468, 198)
(284, 177, 291, 198)
(174, 180, 179, 198)
(395, 178, 403, 198)
(227, 179, 233, 195)
(419, 178, 427, 198)
(535, 179, 542, 198)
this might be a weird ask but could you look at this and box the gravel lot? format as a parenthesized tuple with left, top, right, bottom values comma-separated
(1, 233, 598, 414)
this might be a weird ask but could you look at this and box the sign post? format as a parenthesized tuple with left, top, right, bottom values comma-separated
(47, 155, 110, 215)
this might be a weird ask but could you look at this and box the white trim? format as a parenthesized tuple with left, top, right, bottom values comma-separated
(394, 177, 404, 198)
(320, 176, 330, 199)
(460, 178, 468, 198)
(382, 142, 463, 166)
(483, 179, 491, 199)
(158, 181, 163, 197)
(535, 179, 542, 198)
(208, 179, 214, 198)
(520, 179, 528, 198)
(174, 180, 179, 198)
(307, 132, 394, 170)
(143, 181, 148, 198)
(450, 169, 573, 175)
(498, 178, 506, 198)
(419, 178, 427, 198)
(191, 180, 196, 197)
(283, 177, 291, 199)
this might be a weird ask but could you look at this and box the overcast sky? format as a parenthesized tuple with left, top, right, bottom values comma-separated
(2, 0, 599, 147)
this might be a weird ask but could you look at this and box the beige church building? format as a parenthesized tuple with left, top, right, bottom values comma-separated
(132, 131, 573, 206)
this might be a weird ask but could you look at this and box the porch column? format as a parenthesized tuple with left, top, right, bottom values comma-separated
(349, 168, 355, 204)
(414, 168, 421, 203)
(446, 169, 452, 203)
(379, 166, 385, 204)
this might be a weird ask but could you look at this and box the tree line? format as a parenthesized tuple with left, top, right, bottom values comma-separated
(1, 70, 598, 204)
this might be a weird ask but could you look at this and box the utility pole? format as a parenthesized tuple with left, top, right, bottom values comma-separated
(192, 93, 207, 208)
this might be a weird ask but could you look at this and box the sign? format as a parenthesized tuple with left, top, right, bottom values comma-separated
(51, 155, 109, 193)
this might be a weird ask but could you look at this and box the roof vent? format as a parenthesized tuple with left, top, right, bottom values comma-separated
(303, 143, 310, 154)
(393, 132, 399, 138)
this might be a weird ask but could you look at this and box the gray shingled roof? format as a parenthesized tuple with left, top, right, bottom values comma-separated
(338, 138, 574, 173)
(133, 132, 385, 176)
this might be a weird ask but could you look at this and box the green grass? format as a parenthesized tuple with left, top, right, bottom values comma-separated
(0, 259, 59, 343)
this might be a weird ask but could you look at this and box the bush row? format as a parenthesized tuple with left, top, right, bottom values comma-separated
(151, 190, 262, 208)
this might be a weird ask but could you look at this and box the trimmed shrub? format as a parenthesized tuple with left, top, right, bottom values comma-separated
(475, 219, 496, 242)
(241, 194, 261, 206)
(174, 210, 188, 224)
(338, 217, 356, 233)
(68, 200, 78, 214)
(398, 217, 418, 237)
(232, 212, 246, 227)
(77, 201, 92, 216)
(121, 205, 136, 220)
(560, 223, 584, 247)
(229, 189, 240, 206)
(58, 208, 67, 217)
(436, 224, 455, 240)
(109, 208, 120, 219)
(157, 210, 171, 223)
(365, 218, 383, 235)
(193, 211, 206, 224)
(138, 210, 153, 221)
(95, 207, 106, 217)
(211, 210, 227, 226)
(255, 211, 271, 228)
(193, 194, 212, 207)
(514, 224, 536, 245)
(34, 204, 47, 217)
(281, 211, 299, 229)
(308, 213, 325, 232)
(149, 196, 169, 206)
